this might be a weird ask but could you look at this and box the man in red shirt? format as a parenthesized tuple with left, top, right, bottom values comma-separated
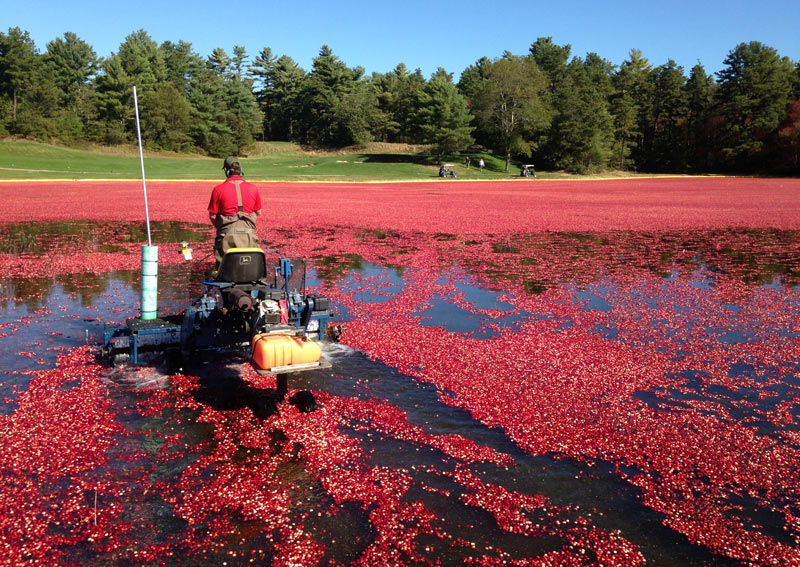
(208, 156, 262, 268)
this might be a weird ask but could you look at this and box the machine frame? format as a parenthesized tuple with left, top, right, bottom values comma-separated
(102, 248, 332, 376)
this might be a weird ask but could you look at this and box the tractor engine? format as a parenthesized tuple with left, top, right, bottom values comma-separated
(195, 284, 276, 342)
(215, 287, 259, 336)
(182, 276, 327, 360)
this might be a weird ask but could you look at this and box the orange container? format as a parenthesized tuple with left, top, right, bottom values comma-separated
(251, 333, 321, 371)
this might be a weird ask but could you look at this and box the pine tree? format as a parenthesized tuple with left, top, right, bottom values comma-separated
(44, 32, 98, 106)
(94, 54, 132, 143)
(270, 55, 306, 141)
(43, 32, 99, 141)
(231, 46, 247, 80)
(0, 27, 41, 123)
(649, 60, 688, 171)
(777, 99, 800, 173)
(250, 48, 306, 141)
(392, 65, 426, 143)
(457, 56, 491, 102)
(413, 68, 474, 163)
(223, 74, 263, 152)
(187, 63, 235, 156)
(716, 41, 794, 170)
(367, 70, 401, 142)
(684, 63, 715, 171)
(528, 38, 572, 168)
(208, 48, 231, 78)
(249, 47, 277, 140)
(529, 37, 571, 90)
(299, 45, 369, 146)
(140, 81, 192, 151)
(161, 40, 202, 91)
(611, 49, 653, 170)
(95, 30, 167, 144)
(547, 57, 614, 173)
(116, 29, 166, 86)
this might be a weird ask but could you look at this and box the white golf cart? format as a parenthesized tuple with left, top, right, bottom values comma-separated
(439, 164, 457, 178)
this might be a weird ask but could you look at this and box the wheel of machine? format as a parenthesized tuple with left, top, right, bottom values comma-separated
(164, 348, 184, 374)
(276, 374, 288, 397)
(180, 308, 199, 364)
(289, 390, 318, 413)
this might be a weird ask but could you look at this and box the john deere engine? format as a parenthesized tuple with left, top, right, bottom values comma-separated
(180, 254, 330, 361)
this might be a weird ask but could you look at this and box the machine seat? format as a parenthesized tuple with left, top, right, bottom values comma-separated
(216, 248, 267, 283)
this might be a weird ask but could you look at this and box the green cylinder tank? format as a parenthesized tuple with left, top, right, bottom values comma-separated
(141, 244, 158, 320)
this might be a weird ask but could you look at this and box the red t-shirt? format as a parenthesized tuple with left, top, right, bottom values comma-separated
(208, 176, 262, 216)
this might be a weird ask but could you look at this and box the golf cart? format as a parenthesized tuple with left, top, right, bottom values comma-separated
(439, 164, 457, 178)
(520, 164, 536, 178)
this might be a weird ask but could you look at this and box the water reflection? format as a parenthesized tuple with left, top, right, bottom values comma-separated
(481, 228, 800, 292)
(0, 266, 200, 314)
(312, 253, 366, 283)
(0, 220, 210, 256)
(337, 261, 407, 304)
(416, 274, 530, 338)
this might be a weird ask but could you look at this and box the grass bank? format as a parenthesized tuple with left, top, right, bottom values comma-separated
(0, 140, 499, 181)
(0, 140, 678, 182)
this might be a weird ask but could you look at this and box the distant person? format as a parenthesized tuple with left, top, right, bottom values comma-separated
(479, 157, 485, 172)
(208, 156, 262, 269)
(465, 156, 471, 169)
(439, 165, 446, 177)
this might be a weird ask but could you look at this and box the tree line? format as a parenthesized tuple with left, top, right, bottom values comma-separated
(1, 28, 798, 174)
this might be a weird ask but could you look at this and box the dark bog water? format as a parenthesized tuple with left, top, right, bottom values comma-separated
(1, 224, 799, 566)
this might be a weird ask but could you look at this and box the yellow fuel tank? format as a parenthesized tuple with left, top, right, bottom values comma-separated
(252, 333, 321, 371)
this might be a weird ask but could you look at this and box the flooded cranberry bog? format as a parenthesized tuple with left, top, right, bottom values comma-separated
(1, 177, 800, 566)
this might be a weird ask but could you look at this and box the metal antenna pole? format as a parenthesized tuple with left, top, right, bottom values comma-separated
(132, 86, 152, 246)
(133, 86, 158, 320)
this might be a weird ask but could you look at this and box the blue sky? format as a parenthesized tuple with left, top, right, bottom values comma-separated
(7, 0, 799, 79)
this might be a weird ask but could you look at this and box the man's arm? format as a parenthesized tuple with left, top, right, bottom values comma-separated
(209, 212, 219, 228)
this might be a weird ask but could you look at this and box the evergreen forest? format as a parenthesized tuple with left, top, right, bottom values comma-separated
(1, 28, 799, 175)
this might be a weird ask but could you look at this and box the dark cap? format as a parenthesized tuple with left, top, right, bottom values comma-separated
(223, 156, 240, 170)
